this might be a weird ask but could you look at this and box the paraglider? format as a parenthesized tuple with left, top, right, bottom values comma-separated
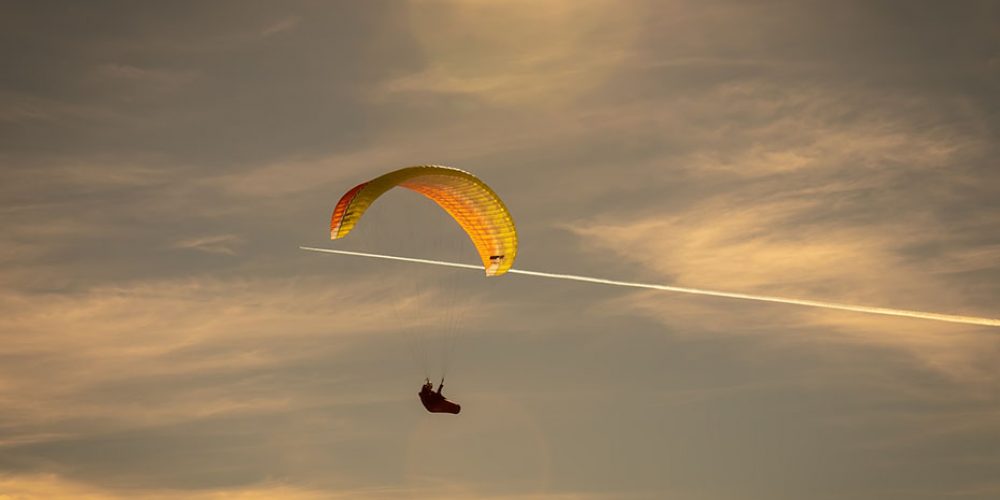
(329, 165, 517, 414)
(418, 378, 461, 414)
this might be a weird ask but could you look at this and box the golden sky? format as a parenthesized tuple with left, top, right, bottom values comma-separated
(1, 1, 998, 499)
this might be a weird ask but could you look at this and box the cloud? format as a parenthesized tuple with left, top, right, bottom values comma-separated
(0, 474, 327, 500)
(0, 90, 126, 125)
(203, 150, 403, 199)
(377, 0, 640, 106)
(0, 472, 618, 500)
(0, 275, 418, 427)
(260, 16, 301, 37)
(173, 234, 243, 256)
(546, 74, 999, 384)
(91, 64, 199, 90)
(568, 192, 998, 385)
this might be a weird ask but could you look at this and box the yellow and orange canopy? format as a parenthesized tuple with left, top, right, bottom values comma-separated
(330, 165, 517, 276)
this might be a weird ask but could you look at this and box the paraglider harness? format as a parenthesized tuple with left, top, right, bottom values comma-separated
(419, 378, 461, 414)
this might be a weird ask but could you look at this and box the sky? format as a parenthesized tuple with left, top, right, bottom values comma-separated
(1, 1, 999, 498)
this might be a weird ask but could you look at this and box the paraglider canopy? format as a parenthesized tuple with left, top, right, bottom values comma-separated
(329, 165, 518, 276)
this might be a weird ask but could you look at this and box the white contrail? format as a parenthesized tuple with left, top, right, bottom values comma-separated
(299, 246, 1000, 328)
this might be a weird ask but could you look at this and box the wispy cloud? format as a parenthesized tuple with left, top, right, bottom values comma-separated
(0, 473, 620, 500)
(569, 191, 998, 381)
(173, 234, 243, 256)
(261, 16, 301, 37)
(92, 64, 199, 90)
(0, 90, 126, 125)
(378, 0, 639, 106)
(0, 276, 396, 425)
(0, 474, 328, 500)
